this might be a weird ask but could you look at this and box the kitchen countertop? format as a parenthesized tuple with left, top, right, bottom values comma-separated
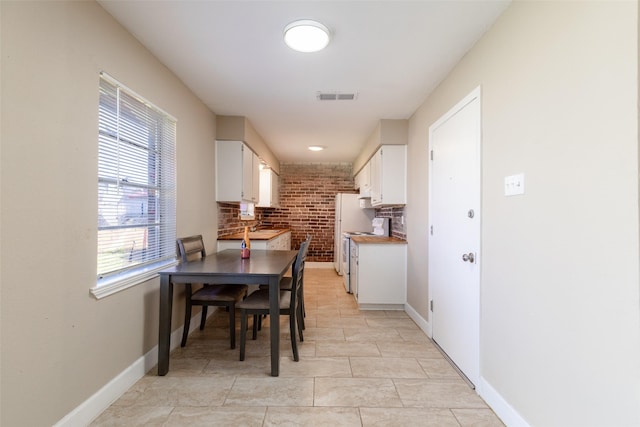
(218, 229, 290, 241)
(351, 236, 407, 244)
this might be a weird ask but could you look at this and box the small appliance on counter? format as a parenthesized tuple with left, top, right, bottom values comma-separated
(372, 217, 390, 236)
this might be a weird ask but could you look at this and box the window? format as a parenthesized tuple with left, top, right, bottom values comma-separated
(92, 73, 177, 299)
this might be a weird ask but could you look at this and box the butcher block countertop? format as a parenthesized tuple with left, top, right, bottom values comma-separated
(218, 229, 290, 241)
(351, 236, 407, 244)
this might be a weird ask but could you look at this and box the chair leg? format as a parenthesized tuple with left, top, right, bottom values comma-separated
(199, 306, 208, 330)
(252, 315, 259, 340)
(181, 299, 192, 347)
(229, 303, 236, 349)
(289, 312, 299, 362)
(239, 310, 247, 361)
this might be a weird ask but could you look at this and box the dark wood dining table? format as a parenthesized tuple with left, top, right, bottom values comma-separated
(157, 249, 298, 377)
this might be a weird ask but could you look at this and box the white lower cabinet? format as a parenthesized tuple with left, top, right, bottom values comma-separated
(217, 231, 291, 252)
(266, 232, 291, 250)
(354, 242, 407, 309)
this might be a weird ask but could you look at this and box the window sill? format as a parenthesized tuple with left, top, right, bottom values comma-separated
(91, 260, 178, 300)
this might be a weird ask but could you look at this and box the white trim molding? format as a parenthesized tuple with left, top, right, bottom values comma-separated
(54, 309, 208, 426)
(479, 377, 531, 427)
(306, 261, 334, 269)
(404, 302, 431, 338)
(91, 260, 178, 299)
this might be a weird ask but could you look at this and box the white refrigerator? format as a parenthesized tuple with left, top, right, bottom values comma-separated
(334, 193, 374, 274)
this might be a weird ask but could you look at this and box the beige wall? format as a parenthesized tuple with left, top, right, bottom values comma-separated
(353, 119, 408, 174)
(216, 115, 280, 174)
(406, 1, 640, 425)
(2, 1, 639, 426)
(0, 1, 218, 425)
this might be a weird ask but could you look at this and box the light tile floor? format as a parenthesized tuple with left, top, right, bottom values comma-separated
(91, 268, 504, 426)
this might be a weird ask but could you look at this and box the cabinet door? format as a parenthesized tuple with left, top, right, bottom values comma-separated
(216, 140, 258, 203)
(252, 153, 260, 202)
(216, 140, 243, 202)
(352, 243, 359, 299)
(265, 232, 290, 250)
(258, 169, 270, 207)
(271, 170, 279, 206)
(258, 168, 279, 207)
(370, 149, 382, 205)
(358, 162, 371, 197)
(266, 235, 278, 250)
(218, 239, 268, 251)
(356, 243, 406, 305)
(379, 145, 406, 205)
(370, 145, 406, 206)
(281, 232, 291, 250)
(242, 145, 259, 202)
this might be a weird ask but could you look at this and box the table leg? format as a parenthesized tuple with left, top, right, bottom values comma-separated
(269, 275, 280, 376)
(158, 275, 173, 375)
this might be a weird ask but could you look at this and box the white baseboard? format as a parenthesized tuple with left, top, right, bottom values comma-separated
(404, 302, 431, 338)
(402, 303, 527, 427)
(359, 303, 405, 310)
(479, 377, 530, 427)
(54, 310, 205, 426)
(306, 261, 334, 269)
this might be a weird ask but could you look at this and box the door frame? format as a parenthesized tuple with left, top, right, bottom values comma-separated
(427, 86, 482, 383)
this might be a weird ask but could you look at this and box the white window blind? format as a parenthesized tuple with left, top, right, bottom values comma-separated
(96, 74, 176, 293)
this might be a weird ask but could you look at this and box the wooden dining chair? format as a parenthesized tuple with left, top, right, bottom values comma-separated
(258, 234, 312, 329)
(278, 234, 311, 329)
(176, 235, 248, 349)
(237, 239, 309, 362)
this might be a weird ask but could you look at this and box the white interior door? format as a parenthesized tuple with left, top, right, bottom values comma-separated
(428, 87, 481, 387)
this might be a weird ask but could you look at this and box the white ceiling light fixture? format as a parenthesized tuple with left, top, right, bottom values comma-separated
(308, 145, 325, 152)
(284, 20, 330, 53)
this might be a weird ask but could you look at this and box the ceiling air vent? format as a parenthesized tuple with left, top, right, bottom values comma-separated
(316, 92, 358, 101)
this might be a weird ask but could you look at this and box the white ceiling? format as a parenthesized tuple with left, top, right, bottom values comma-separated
(98, 1, 510, 163)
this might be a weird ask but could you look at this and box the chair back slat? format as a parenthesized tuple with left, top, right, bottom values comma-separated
(176, 235, 206, 263)
(302, 234, 312, 261)
(290, 239, 309, 302)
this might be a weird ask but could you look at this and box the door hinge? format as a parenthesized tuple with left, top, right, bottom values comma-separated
(430, 300, 434, 311)
(430, 225, 433, 235)
(430, 150, 434, 161)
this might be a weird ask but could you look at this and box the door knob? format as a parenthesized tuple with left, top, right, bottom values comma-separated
(462, 252, 475, 263)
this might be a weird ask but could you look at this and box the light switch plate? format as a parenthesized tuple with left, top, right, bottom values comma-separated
(504, 173, 525, 196)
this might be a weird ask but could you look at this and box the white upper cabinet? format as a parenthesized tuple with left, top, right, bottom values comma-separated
(355, 162, 371, 198)
(257, 168, 279, 207)
(370, 145, 406, 206)
(216, 140, 260, 203)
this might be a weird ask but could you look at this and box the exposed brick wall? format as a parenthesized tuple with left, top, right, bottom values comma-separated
(261, 162, 356, 262)
(217, 162, 406, 261)
(217, 203, 252, 237)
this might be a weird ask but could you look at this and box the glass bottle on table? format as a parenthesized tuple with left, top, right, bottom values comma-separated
(241, 226, 251, 258)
